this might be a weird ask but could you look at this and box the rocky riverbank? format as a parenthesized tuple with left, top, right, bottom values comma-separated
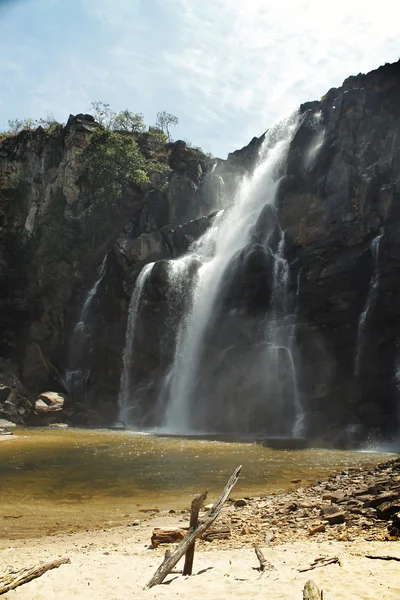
(201, 455, 400, 550)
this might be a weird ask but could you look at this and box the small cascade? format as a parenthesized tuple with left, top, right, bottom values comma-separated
(118, 262, 154, 422)
(162, 113, 300, 433)
(354, 231, 384, 379)
(64, 254, 108, 400)
(264, 225, 304, 437)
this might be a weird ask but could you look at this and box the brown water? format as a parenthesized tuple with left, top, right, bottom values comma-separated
(0, 429, 391, 539)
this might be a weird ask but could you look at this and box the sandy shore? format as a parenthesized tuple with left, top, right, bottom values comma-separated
(1, 455, 399, 598)
(1, 517, 400, 599)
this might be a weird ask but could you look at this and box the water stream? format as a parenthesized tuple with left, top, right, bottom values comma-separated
(118, 263, 155, 422)
(354, 231, 384, 379)
(64, 254, 108, 400)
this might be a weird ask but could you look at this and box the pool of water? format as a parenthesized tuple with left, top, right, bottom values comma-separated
(0, 428, 392, 539)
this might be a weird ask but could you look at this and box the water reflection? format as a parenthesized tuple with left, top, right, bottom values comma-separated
(0, 429, 391, 539)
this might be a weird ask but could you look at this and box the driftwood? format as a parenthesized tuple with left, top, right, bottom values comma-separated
(0, 557, 70, 595)
(145, 465, 242, 589)
(299, 556, 341, 572)
(254, 545, 276, 573)
(183, 490, 208, 575)
(151, 528, 186, 548)
(303, 579, 323, 600)
(365, 555, 400, 562)
(201, 527, 231, 542)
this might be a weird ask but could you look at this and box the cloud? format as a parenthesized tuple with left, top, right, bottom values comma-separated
(0, 0, 399, 156)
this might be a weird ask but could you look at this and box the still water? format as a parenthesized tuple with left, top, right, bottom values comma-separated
(0, 429, 391, 539)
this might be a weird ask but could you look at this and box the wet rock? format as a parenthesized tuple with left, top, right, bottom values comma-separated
(326, 512, 346, 525)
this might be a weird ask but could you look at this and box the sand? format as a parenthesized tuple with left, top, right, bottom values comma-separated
(1, 513, 400, 600)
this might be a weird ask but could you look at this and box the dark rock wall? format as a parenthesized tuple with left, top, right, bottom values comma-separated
(1, 60, 400, 441)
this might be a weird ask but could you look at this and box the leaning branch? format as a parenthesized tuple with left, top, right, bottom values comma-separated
(145, 465, 242, 589)
(0, 557, 70, 595)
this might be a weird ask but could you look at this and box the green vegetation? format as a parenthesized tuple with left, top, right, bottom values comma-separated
(78, 128, 151, 206)
(4, 115, 63, 136)
(90, 101, 146, 133)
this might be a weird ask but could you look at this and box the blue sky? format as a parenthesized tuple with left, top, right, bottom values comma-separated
(0, 0, 399, 157)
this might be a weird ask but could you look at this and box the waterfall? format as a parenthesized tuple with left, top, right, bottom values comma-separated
(354, 231, 384, 379)
(162, 113, 299, 434)
(118, 262, 154, 422)
(265, 225, 304, 436)
(64, 254, 108, 399)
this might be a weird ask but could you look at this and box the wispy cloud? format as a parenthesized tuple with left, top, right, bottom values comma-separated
(0, 0, 399, 155)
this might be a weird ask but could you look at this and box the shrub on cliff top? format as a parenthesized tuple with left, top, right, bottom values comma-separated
(78, 128, 150, 207)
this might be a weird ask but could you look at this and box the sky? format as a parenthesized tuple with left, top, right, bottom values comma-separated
(0, 0, 399, 158)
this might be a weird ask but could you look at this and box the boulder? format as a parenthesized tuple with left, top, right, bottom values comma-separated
(35, 392, 65, 414)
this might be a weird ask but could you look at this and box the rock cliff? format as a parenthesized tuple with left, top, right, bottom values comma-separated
(1, 60, 400, 444)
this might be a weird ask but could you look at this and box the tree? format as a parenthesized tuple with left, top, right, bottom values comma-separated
(90, 101, 116, 128)
(155, 111, 179, 142)
(78, 128, 150, 208)
(113, 110, 146, 133)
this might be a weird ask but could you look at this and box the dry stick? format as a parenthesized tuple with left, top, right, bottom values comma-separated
(254, 545, 276, 573)
(183, 489, 208, 576)
(0, 557, 70, 595)
(365, 555, 400, 562)
(299, 557, 340, 573)
(145, 465, 242, 589)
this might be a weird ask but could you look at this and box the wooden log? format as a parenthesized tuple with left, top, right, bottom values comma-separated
(151, 528, 186, 548)
(0, 557, 70, 595)
(201, 527, 231, 542)
(183, 490, 208, 576)
(145, 465, 242, 589)
(254, 545, 276, 573)
(303, 579, 322, 600)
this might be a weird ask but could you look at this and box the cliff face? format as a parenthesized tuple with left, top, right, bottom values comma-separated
(281, 60, 400, 441)
(0, 116, 224, 423)
(2, 60, 400, 443)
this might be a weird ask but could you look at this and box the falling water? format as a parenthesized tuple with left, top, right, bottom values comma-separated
(265, 225, 304, 436)
(118, 262, 154, 422)
(354, 231, 384, 379)
(163, 113, 299, 433)
(64, 254, 108, 399)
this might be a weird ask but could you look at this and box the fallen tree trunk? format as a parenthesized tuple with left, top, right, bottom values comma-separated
(0, 557, 70, 595)
(183, 490, 208, 576)
(145, 465, 242, 589)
